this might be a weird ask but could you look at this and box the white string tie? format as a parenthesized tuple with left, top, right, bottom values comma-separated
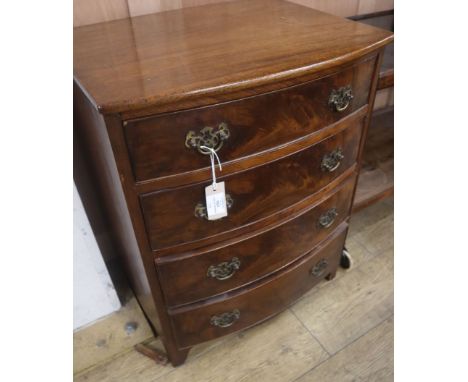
(200, 146, 223, 191)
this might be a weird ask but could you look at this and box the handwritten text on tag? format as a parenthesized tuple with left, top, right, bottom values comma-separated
(205, 181, 228, 220)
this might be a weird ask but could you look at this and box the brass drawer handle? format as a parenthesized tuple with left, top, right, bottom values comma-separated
(185, 122, 230, 155)
(321, 148, 344, 172)
(194, 194, 234, 219)
(310, 259, 328, 277)
(329, 85, 354, 112)
(318, 208, 338, 229)
(207, 257, 241, 280)
(210, 309, 240, 328)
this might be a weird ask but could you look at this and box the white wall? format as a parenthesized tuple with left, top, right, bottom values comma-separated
(73, 183, 120, 330)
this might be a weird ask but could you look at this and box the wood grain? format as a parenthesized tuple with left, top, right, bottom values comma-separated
(74, 84, 190, 365)
(346, 198, 394, 266)
(141, 122, 362, 251)
(74, 339, 172, 382)
(296, 316, 394, 381)
(125, 58, 374, 182)
(349, 196, 393, 237)
(157, 179, 355, 306)
(75, 311, 329, 381)
(290, 236, 371, 305)
(169, 226, 346, 348)
(349, 200, 394, 254)
(291, 245, 393, 354)
(74, 333, 236, 381)
(161, 310, 329, 382)
(132, 107, 368, 193)
(73, 0, 393, 116)
(73, 200, 393, 378)
(74, 0, 392, 365)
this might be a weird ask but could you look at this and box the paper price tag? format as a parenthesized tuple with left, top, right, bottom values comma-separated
(205, 181, 228, 221)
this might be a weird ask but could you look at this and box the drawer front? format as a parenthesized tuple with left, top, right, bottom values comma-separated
(169, 225, 347, 349)
(141, 121, 362, 251)
(124, 57, 375, 183)
(158, 177, 355, 306)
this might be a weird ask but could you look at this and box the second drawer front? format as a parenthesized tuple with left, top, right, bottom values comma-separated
(169, 225, 347, 349)
(157, 177, 355, 306)
(141, 121, 362, 251)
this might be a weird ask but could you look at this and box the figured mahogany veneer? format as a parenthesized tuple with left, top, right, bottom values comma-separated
(157, 177, 355, 306)
(125, 57, 375, 183)
(74, 0, 392, 118)
(169, 225, 347, 349)
(74, 0, 393, 366)
(141, 121, 363, 251)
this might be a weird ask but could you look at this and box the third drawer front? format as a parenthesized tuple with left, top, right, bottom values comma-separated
(157, 177, 355, 307)
(141, 121, 362, 251)
(169, 225, 347, 349)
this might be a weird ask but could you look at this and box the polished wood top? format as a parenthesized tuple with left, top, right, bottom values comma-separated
(73, 0, 393, 116)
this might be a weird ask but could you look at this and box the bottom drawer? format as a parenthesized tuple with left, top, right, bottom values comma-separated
(169, 224, 347, 349)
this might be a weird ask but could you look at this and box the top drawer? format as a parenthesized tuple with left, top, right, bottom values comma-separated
(124, 57, 376, 183)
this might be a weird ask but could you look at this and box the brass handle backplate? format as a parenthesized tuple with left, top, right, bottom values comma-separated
(210, 309, 240, 328)
(328, 85, 354, 112)
(207, 257, 241, 280)
(310, 259, 328, 277)
(194, 194, 234, 219)
(318, 208, 338, 229)
(321, 148, 344, 172)
(185, 123, 230, 155)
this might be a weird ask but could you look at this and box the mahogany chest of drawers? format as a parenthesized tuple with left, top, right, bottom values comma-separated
(74, 0, 393, 366)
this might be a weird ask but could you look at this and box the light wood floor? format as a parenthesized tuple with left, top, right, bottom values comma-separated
(75, 198, 394, 382)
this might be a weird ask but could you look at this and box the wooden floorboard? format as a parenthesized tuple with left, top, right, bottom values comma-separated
(295, 317, 394, 382)
(74, 199, 394, 381)
(350, 198, 394, 255)
(291, 246, 393, 355)
(73, 297, 153, 374)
